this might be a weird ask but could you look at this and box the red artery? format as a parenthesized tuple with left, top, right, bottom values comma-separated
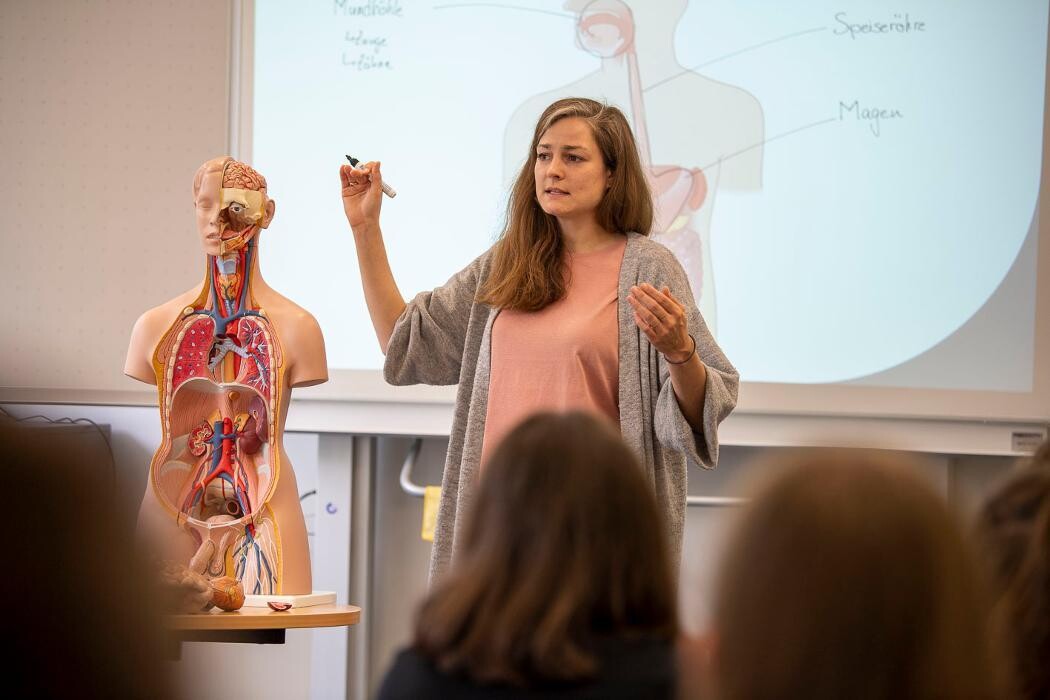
(182, 416, 253, 521)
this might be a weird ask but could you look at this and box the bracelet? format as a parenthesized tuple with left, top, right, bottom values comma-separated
(664, 333, 696, 365)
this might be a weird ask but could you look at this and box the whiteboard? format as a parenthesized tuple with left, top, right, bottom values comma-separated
(241, 0, 1050, 423)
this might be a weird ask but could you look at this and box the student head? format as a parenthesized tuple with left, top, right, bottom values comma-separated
(414, 411, 676, 685)
(709, 449, 1003, 700)
(480, 98, 653, 311)
(0, 421, 172, 698)
(975, 438, 1050, 699)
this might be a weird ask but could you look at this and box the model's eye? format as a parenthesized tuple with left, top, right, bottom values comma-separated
(567, 154, 581, 162)
(536, 152, 550, 161)
(228, 202, 245, 214)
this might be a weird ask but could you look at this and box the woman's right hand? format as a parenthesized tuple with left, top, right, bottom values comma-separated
(340, 161, 383, 233)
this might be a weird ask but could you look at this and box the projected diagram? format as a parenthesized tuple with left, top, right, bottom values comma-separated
(255, 0, 1045, 387)
(504, 0, 763, 335)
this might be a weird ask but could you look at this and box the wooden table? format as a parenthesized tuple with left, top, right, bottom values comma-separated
(166, 604, 361, 656)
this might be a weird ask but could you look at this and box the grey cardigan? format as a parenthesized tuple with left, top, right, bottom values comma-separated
(385, 233, 739, 580)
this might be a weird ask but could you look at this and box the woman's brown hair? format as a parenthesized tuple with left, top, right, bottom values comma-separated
(414, 411, 676, 686)
(478, 98, 654, 311)
(712, 450, 1006, 700)
(976, 438, 1050, 699)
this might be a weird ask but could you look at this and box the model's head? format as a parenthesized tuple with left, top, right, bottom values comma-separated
(570, 0, 635, 58)
(565, 0, 687, 54)
(480, 98, 652, 311)
(192, 156, 275, 256)
(415, 411, 676, 686)
(975, 439, 1050, 699)
(711, 449, 1004, 700)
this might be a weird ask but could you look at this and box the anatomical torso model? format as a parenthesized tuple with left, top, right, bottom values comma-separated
(126, 157, 326, 599)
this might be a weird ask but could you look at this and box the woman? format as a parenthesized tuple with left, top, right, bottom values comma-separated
(975, 438, 1050, 699)
(705, 450, 1006, 700)
(340, 98, 738, 579)
(376, 411, 678, 698)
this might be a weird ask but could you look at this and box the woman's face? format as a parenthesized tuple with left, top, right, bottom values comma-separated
(534, 117, 612, 225)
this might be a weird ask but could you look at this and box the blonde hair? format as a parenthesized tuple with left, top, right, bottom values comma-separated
(478, 98, 653, 311)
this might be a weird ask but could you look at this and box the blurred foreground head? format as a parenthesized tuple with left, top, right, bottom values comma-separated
(416, 411, 677, 686)
(0, 421, 172, 698)
(711, 449, 1004, 700)
(976, 437, 1050, 699)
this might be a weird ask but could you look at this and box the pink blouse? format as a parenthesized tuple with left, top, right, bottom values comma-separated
(481, 236, 627, 466)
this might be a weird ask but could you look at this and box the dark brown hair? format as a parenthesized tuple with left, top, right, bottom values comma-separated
(0, 421, 173, 698)
(712, 449, 1005, 700)
(976, 438, 1050, 699)
(478, 98, 654, 311)
(414, 411, 676, 686)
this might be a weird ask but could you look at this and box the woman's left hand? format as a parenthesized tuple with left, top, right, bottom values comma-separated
(628, 283, 693, 363)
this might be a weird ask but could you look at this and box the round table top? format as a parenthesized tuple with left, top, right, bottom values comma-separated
(166, 604, 361, 631)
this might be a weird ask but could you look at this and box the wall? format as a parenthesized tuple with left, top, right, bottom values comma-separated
(0, 0, 228, 396)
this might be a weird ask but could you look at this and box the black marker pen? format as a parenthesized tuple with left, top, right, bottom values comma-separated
(346, 155, 397, 198)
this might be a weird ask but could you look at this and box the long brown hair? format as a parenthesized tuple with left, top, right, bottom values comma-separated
(976, 439, 1050, 699)
(478, 98, 654, 311)
(712, 450, 1005, 700)
(414, 411, 677, 686)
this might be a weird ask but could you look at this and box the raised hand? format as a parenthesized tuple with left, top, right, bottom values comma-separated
(340, 160, 383, 232)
